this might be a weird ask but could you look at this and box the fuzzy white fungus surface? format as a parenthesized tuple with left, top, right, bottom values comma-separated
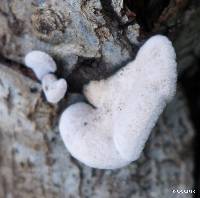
(25, 51, 57, 80)
(42, 74, 67, 104)
(59, 35, 177, 169)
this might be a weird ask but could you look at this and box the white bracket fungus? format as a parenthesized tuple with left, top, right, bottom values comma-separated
(24, 50, 67, 103)
(59, 35, 177, 169)
(25, 50, 57, 80)
(42, 74, 67, 104)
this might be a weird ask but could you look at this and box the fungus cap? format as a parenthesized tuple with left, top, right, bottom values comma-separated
(24, 50, 57, 80)
(42, 74, 67, 104)
(59, 35, 177, 169)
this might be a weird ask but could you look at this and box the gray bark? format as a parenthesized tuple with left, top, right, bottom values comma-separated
(0, 63, 195, 198)
(0, 0, 198, 197)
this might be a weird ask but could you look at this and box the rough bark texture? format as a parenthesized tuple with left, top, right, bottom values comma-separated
(0, 0, 199, 197)
(0, 64, 195, 198)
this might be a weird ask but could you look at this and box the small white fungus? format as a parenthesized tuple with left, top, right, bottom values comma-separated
(24, 50, 57, 80)
(42, 74, 67, 104)
(59, 35, 177, 169)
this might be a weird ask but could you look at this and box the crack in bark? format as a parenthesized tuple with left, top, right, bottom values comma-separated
(70, 156, 84, 197)
(0, 54, 37, 81)
(180, 68, 200, 198)
(100, 0, 137, 56)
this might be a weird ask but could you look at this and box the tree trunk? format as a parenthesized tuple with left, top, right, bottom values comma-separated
(0, 0, 198, 197)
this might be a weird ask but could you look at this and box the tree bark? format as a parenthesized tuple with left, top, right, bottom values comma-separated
(0, 0, 198, 197)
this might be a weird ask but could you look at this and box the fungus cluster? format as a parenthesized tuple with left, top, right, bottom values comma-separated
(24, 35, 177, 169)
(25, 51, 67, 103)
(59, 35, 177, 169)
